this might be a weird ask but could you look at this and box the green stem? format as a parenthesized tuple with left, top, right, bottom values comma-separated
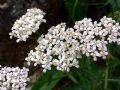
(72, 0, 78, 20)
(104, 54, 110, 90)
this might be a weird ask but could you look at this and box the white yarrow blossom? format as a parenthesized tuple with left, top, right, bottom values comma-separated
(25, 16, 120, 72)
(0, 66, 29, 90)
(9, 8, 46, 43)
(74, 16, 120, 61)
(25, 23, 81, 72)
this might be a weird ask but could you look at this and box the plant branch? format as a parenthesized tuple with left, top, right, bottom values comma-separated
(104, 53, 110, 90)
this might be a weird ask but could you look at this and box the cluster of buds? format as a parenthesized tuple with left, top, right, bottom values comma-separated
(0, 65, 29, 90)
(9, 8, 46, 43)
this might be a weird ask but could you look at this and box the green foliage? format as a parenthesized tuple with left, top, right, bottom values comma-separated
(64, 0, 87, 22)
(109, 11, 120, 22)
(106, 0, 120, 11)
(31, 68, 65, 90)
(60, 57, 104, 90)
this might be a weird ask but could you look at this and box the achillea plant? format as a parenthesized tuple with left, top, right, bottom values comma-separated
(24, 16, 120, 72)
(9, 7, 120, 90)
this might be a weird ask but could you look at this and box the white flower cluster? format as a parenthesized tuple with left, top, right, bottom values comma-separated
(25, 23, 81, 72)
(9, 8, 46, 43)
(74, 16, 120, 61)
(25, 16, 120, 72)
(0, 65, 29, 90)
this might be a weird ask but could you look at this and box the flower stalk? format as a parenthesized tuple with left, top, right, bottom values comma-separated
(104, 53, 110, 90)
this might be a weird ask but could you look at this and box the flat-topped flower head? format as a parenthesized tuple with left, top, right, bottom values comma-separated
(25, 23, 81, 72)
(9, 8, 46, 43)
(74, 16, 120, 61)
